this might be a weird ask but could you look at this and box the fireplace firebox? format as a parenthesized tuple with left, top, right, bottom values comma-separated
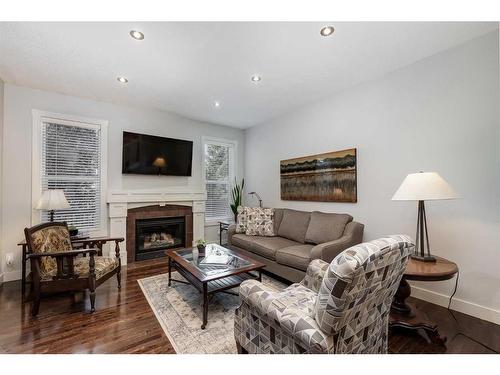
(135, 216, 185, 261)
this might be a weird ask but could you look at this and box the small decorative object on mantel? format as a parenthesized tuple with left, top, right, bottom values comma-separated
(196, 239, 207, 251)
(35, 189, 71, 222)
(230, 178, 245, 221)
(392, 171, 459, 262)
(280, 148, 357, 202)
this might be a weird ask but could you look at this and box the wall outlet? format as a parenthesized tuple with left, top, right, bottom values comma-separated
(6, 253, 14, 267)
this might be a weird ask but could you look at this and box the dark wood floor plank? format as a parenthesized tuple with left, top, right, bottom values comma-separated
(0, 258, 498, 354)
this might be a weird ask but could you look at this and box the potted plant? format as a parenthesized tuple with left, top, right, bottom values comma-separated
(196, 239, 207, 251)
(68, 225, 78, 237)
(230, 178, 245, 222)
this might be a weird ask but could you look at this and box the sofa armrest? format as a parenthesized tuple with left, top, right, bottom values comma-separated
(227, 224, 237, 246)
(310, 221, 364, 262)
(300, 259, 330, 293)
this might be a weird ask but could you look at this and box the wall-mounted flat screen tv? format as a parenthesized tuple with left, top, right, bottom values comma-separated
(122, 131, 193, 176)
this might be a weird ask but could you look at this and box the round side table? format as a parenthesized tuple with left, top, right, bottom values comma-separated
(389, 256, 458, 344)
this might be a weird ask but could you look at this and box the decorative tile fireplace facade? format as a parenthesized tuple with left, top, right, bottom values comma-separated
(107, 188, 206, 265)
(127, 205, 193, 263)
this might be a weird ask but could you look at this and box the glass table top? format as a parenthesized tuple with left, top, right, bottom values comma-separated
(173, 244, 252, 276)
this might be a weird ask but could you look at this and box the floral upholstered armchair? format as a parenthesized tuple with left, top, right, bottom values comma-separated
(234, 235, 413, 354)
(24, 222, 121, 316)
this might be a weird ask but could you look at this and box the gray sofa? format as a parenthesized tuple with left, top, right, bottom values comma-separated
(227, 208, 364, 282)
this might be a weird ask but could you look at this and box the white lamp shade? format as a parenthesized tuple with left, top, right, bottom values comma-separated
(392, 172, 459, 201)
(36, 190, 71, 210)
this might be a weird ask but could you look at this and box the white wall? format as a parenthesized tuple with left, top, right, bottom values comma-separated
(245, 31, 500, 323)
(1, 84, 244, 281)
(0, 78, 4, 283)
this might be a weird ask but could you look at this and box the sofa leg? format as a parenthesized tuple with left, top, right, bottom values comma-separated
(236, 341, 248, 354)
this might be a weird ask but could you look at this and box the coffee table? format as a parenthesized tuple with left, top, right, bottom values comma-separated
(166, 244, 265, 329)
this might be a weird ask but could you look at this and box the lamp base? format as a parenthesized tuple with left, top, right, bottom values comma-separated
(411, 253, 436, 262)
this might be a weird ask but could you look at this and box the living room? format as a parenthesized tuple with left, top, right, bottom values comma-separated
(0, 1, 499, 372)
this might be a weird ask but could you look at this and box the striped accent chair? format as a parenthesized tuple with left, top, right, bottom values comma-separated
(234, 235, 413, 354)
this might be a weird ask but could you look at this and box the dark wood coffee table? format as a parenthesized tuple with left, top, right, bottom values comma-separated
(166, 245, 265, 329)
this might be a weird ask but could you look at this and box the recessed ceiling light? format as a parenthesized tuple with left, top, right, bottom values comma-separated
(214, 101, 221, 108)
(130, 30, 144, 40)
(320, 26, 335, 37)
(251, 75, 261, 82)
(117, 76, 128, 84)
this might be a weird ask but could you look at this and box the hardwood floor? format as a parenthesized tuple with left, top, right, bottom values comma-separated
(0, 259, 174, 354)
(0, 258, 498, 354)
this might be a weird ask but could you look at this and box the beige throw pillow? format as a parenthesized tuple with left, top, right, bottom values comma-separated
(245, 207, 275, 237)
(235, 206, 248, 233)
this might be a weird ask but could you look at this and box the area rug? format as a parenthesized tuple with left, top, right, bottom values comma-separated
(138, 272, 286, 354)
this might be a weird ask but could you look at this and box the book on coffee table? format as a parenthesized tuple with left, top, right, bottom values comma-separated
(200, 254, 230, 265)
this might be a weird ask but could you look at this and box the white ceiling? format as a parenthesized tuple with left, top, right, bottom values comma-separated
(0, 22, 497, 128)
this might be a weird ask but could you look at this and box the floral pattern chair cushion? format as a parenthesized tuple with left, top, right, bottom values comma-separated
(39, 257, 119, 281)
(234, 235, 413, 354)
(30, 224, 73, 278)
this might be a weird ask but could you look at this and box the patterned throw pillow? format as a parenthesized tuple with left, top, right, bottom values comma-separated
(235, 206, 248, 233)
(245, 207, 275, 237)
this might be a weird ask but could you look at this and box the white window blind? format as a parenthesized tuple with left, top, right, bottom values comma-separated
(203, 140, 235, 221)
(40, 121, 102, 231)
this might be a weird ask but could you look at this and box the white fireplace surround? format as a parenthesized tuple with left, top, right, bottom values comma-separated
(107, 188, 207, 265)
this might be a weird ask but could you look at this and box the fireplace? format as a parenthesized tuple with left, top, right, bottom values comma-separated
(126, 204, 193, 263)
(135, 217, 185, 261)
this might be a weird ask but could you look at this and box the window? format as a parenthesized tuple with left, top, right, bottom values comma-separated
(33, 111, 107, 234)
(203, 137, 237, 222)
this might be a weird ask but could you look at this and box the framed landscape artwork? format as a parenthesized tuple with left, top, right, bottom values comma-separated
(280, 148, 357, 203)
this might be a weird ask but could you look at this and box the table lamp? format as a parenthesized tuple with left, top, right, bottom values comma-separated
(392, 172, 458, 262)
(36, 189, 70, 222)
(152, 157, 167, 175)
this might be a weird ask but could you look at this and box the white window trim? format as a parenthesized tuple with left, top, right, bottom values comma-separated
(32, 110, 108, 236)
(202, 136, 238, 226)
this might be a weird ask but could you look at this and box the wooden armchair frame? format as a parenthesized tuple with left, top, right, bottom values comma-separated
(24, 222, 122, 316)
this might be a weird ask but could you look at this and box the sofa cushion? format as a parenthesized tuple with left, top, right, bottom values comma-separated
(273, 208, 284, 235)
(305, 211, 353, 244)
(251, 236, 299, 260)
(276, 244, 314, 271)
(277, 209, 311, 243)
(245, 207, 275, 237)
(231, 233, 256, 250)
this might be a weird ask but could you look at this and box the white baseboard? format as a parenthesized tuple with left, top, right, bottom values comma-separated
(411, 285, 500, 325)
(0, 272, 4, 284)
(4, 269, 22, 282)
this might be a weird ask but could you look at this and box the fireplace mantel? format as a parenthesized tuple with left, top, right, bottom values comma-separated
(107, 188, 206, 265)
